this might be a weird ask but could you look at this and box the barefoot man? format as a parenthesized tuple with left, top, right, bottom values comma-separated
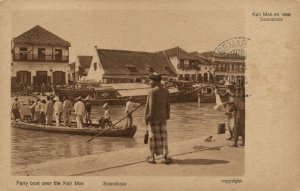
(144, 72, 172, 164)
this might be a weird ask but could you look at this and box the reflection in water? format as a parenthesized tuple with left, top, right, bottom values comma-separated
(11, 102, 226, 167)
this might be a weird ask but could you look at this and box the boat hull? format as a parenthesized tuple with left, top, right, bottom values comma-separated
(11, 121, 137, 138)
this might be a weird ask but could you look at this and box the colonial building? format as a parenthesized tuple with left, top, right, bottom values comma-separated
(11, 25, 71, 87)
(162, 47, 214, 83)
(69, 56, 93, 82)
(200, 51, 245, 83)
(86, 47, 177, 83)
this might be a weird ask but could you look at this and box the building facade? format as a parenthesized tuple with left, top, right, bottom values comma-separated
(200, 51, 245, 84)
(162, 47, 215, 83)
(11, 25, 71, 87)
(87, 47, 177, 83)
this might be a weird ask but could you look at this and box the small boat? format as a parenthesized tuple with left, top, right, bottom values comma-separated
(11, 121, 137, 138)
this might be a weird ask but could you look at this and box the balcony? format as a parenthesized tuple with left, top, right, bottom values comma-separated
(13, 54, 69, 62)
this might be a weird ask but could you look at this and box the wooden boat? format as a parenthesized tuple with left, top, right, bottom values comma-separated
(11, 121, 137, 138)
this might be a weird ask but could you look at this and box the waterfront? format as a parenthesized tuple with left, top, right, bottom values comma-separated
(11, 100, 227, 168)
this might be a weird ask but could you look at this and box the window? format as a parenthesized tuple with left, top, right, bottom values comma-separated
(19, 47, 28, 60)
(184, 74, 190, 81)
(191, 74, 196, 81)
(38, 48, 46, 60)
(179, 60, 184, 69)
(178, 74, 183, 80)
(53, 71, 65, 85)
(55, 49, 62, 61)
(94, 63, 97, 71)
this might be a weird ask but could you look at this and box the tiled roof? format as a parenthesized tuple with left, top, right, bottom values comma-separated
(13, 25, 71, 46)
(161, 46, 199, 60)
(190, 51, 212, 65)
(78, 56, 93, 69)
(96, 49, 177, 76)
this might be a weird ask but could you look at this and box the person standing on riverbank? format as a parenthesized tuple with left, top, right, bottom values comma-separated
(144, 72, 172, 164)
(230, 85, 245, 147)
(53, 97, 63, 127)
(73, 97, 85, 129)
(45, 96, 53, 125)
(125, 97, 140, 128)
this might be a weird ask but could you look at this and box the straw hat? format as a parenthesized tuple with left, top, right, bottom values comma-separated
(53, 96, 59, 101)
(103, 103, 108, 109)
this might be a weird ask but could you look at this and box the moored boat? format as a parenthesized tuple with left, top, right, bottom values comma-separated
(11, 121, 137, 137)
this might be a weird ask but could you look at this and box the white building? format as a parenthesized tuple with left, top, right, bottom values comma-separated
(11, 25, 71, 87)
(162, 47, 215, 83)
(86, 47, 177, 83)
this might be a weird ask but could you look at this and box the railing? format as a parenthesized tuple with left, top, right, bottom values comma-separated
(13, 54, 69, 62)
(215, 68, 245, 72)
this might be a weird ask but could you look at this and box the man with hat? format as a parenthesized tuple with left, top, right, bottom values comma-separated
(73, 96, 85, 129)
(144, 72, 172, 164)
(125, 96, 140, 128)
(102, 103, 112, 127)
(53, 96, 63, 127)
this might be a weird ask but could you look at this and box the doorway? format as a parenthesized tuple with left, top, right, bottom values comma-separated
(36, 71, 47, 85)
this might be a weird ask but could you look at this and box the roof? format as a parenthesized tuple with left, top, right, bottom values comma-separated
(96, 49, 177, 76)
(78, 56, 93, 69)
(13, 25, 71, 46)
(161, 46, 199, 60)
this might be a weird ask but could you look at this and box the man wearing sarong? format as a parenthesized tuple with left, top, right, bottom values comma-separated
(144, 72, 171, 164)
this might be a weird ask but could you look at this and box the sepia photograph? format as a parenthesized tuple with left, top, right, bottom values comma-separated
(1, 0, 299, 190)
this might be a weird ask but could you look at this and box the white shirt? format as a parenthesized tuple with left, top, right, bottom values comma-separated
(104, 109, 110, 118)
(125, 101, 140, 113)
(53, 101, 63, 114)
(73, 101, 85, 116)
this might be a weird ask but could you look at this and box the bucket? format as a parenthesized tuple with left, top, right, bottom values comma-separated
(217, 123, 226, 134)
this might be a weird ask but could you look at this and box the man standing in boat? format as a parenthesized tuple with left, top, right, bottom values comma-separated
(53, 97, 63, 127)
(125, 96, 140, 128)
(45, 96, 53, 126)
(73, 96, 85, 129)
(62, 96, 73, 127)
(144, 72, 172, 164)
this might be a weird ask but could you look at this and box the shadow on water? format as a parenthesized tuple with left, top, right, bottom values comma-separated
(171, 158, 229, 165)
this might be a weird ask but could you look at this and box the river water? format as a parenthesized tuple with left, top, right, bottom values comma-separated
(11, 101, 226, 168)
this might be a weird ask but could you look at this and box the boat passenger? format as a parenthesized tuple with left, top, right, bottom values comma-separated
(34, 99, 41, 124)
(102, 103, 112, 128)
(11, 97, 22, 122)
(45, 96, 53, 125)
(53, 96, 63, 127)
(62, 96, 73, 127)
(29, 100, 36, 122)
(125, 96, 140, 128)
(84, 96, 92, 126)
(40, 99, 47, 124)
(73, 96, 85, 129)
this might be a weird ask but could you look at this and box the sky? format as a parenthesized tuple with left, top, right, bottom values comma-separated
(11, 1, 245, 62)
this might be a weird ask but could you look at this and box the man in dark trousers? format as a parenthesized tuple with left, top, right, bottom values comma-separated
(144, 72, 172, 164)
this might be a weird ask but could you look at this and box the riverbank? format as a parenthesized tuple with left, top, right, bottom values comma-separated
(12, 133, 244, 176)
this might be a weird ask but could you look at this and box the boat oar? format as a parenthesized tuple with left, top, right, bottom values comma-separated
(86, 105, 142, 142)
